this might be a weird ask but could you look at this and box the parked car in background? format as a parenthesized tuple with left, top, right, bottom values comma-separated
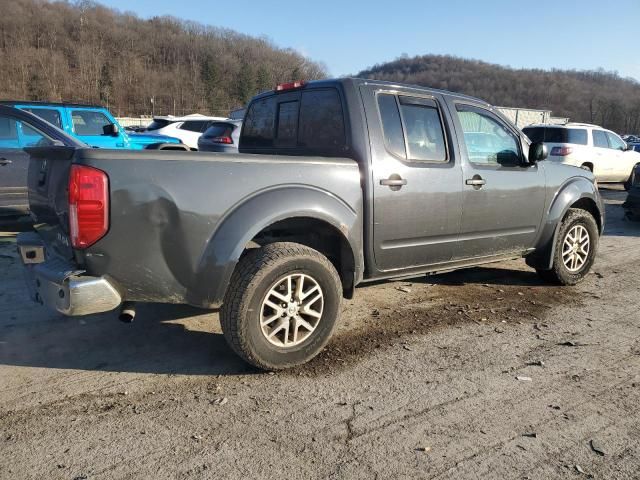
(197, 120, 242, 152)
(622, 135, 640, 143)
(145, 114, 229, 149)
(0, 101, 184, 150)
(0, 105, 84, 218)
(523, 123, 640, 190)
(623, 164, 640, 220)
(18, 78, 604, 370)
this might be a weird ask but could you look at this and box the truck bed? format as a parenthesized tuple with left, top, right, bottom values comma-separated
(27, 147, 363, 308)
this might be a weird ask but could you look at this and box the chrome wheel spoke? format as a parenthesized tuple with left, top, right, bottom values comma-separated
(294, 315, 316, 332)
(562, 224, 591, 272)
(261, 273, 324, 348)
(261, 311, 281, 327)
(300, 284, 320, 301)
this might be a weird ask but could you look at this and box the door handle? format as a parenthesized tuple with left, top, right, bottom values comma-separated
(380, 176, 407, 189)
(0, 158, 12, 166)
(465, 176, 486, 189)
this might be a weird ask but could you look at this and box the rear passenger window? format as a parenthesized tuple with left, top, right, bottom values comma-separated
(298, 89, 345, 150)
(377, 94, 406, 158)
(398, 96, 447, 162)
(593, 130, 609, 148)
(23, 108, 62, 129)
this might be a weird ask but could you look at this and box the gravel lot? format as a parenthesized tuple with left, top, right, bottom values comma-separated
(1, 188, 639, 480)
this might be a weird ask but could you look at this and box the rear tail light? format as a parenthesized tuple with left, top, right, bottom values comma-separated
(275, 81, 305, 91)
(550, 146, 573, 156)
(68, 165, 109, 249)
(211, 136, 233, 144)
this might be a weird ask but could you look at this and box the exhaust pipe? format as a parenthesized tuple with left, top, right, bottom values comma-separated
(119, 302, 136, 323)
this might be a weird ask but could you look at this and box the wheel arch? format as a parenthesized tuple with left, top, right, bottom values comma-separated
(527, 177, 603, 270)
(186, 186, 363, 307)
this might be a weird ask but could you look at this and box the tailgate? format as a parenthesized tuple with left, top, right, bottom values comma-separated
(26, 146, 78, 259)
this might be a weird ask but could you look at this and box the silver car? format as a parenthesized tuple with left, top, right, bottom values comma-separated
(197, 120, 242, 153)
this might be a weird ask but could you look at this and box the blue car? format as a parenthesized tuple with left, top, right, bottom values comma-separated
(0, 101, 182, 150)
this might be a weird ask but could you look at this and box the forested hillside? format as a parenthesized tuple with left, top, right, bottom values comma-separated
(358, 55, 640, 134)
(0, 0, 326, 116)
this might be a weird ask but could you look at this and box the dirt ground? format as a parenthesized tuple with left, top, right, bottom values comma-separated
(1, 188, 639, 480)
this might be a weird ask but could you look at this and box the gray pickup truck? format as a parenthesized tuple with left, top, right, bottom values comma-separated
(17, 78, 604, 370)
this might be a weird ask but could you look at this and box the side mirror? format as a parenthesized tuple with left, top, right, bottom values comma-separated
(528, 142, 548, 165)
(103, 123, 120, 136)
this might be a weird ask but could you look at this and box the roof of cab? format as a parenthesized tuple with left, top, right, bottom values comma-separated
(251, 77, 490, 106)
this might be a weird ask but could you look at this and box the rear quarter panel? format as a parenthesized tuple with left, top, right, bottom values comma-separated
(73, 150, 363, 307)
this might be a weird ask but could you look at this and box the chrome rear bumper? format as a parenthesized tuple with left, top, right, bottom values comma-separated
(17, 232, 122, 316)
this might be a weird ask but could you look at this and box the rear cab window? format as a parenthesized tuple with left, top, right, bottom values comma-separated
(241, 86, 347, 157)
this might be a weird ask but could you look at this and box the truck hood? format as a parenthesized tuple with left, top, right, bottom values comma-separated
(127, 132, 181, 146)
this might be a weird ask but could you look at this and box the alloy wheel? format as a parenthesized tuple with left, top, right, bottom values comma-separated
(562, 224, 590, 272)
(260, 273, 324, 348)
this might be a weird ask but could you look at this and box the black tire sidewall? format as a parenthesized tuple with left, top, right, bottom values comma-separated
(553, 210, 599, 285)
(240, 254, 341, 368)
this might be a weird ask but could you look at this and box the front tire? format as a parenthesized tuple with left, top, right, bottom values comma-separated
(536, 208, 598, 285)
(220, 242, 342, 370)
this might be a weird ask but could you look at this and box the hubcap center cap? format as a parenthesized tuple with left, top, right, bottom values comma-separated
(287, 303, 298, 316)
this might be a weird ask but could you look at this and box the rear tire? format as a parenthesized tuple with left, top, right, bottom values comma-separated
(536, 208, 598, 286)
(220, 242, 342, 370)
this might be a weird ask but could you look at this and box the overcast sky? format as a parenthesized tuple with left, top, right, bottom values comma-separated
(103, 0, 640, 81)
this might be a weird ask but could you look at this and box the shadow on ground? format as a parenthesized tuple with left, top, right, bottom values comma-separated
(0, 302, 255, 376)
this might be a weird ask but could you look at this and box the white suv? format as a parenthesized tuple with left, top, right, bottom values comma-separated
(146, 114, 229, 150)
(523, 123, 640, 190)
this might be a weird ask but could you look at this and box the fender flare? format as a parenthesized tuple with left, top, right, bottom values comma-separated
(186, 185, 363, 307)
(526, 177, 603, 270)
